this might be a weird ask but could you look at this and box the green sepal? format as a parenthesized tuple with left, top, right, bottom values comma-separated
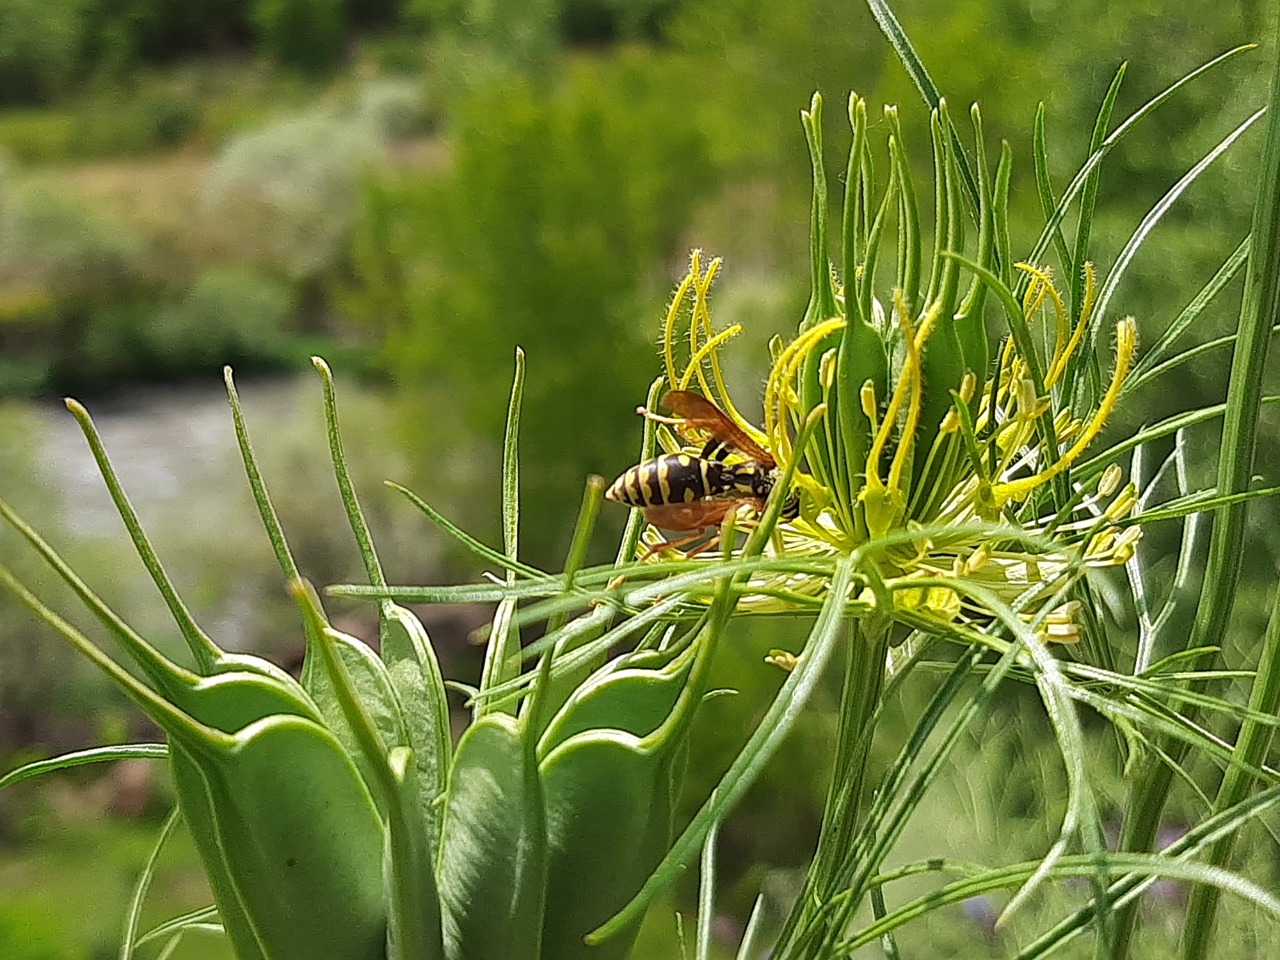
(381, 602, 453, 856)
(0, 495, 322, 728)
(0, 564, 382, 960)
(539, 731, 681, 960)
(295, 583, 445, 960)
(437, 712, 547, 960)
(172, 715, 387, 960)
(836, 312, 888, 526)
(168, 745, 270, 960)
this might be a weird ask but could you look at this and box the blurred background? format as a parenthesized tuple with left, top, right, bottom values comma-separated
(1, 0, 1279, 956)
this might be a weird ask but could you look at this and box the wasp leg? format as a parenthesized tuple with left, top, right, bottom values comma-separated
(681, 534, 723, 558)
(637, 528, 711, 561)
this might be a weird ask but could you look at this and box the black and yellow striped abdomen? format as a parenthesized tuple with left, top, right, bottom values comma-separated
(605, 454, 731, 508)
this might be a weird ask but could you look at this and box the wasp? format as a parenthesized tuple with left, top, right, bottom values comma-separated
(605, 390, 799, 556)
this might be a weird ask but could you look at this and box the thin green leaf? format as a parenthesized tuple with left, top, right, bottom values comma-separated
(503, 347, 525, 562)
(64, 400, 221, 671)
(0, 744, 167, 790)
(121, 808, 182, 960)
(695, 821, 719, 960)
(385, 481, 548, 580)
(312, 356, 384, 588)
(1075, 395, 1280, 481)
(1088, 108, 1265, 349)
(1183, 580, 1280, 957)
(478, 349, 528, 714)
(1124, 238, 1251, 391)
(135, 906, 222, 949)
(862, 0, 981, 213)
(1018, 783, 1280, 959)
(1025, 44, 1256, 274)
(224, 367, 299, 582)
(1070, 62, 1127, 321)
(1125, 323, 1280, 397)
(1032, 105, 1071, 275)
(841, 852, 1280, 953)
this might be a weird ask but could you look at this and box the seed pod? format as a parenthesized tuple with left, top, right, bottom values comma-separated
(0, 557, 389, 960)
(913, 105, 968, 499)
(838, 95, 889, 524)
(300, 624, 411, 817)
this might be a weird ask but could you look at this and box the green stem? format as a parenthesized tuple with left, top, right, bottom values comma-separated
(1180, 583, 1280, 956)
(773, 617, 890, 957)
(1114, 20, 1280, 959)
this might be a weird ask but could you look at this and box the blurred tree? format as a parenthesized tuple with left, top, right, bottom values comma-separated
(250, 0, 347, 72)
(0, 0, 88, 104)
(344, 52, 716, 567)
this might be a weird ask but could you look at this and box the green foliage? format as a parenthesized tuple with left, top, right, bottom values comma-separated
(0, 362, 717, 959)
(354, 53, 715, 566)
(250, 0, 347, 73)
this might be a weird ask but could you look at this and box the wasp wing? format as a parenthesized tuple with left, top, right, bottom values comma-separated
(661, 391, 775, 466)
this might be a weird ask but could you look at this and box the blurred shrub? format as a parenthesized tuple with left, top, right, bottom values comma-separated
(0, 0, 87, 104)
(140, 266, 295, 374)
(0, 91, 200, 163)
(0, 183, 145, 297)
(0, 183, 147, 390)
(250, 0, 347, 73)
(356, 78, 433, 140)
(205, 104, 382, 276)
(344, 51, 716, 566)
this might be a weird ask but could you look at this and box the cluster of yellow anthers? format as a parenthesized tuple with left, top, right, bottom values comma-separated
(653, 251, 1141, 640)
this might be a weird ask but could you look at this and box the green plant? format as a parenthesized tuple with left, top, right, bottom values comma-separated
(4, 3, 1280, 959)
(141, 266, 295, 374)
(206, 104, 381, 277)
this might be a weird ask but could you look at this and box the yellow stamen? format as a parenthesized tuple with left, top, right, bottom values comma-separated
(763, 316, 847, 464)
(685, 255, 724, 400)
(678, 324, 743, 390)
(990, 317, 1137, 505)
(1047, 264, 1096, 388)
(663, 253, 699, 391)
(887, 297, 942, 494)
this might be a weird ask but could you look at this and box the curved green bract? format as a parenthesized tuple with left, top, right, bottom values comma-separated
(540, 731, 679, 960)
(300, 623, 411, 815)
(0, 744, 167, 790)
(437, 713, 547, 960)
(381, 602, 453, 857)
(537, 644, 696, 755)
(174, 715, 386, 960)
